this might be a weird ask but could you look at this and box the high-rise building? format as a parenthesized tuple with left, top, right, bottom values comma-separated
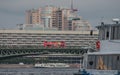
(56, 8, 70, 30)
(40, 6, 58, 28)
(25, 9, 40, 24)
(56, 8, 79, 31)
(25, 6, 91, 31)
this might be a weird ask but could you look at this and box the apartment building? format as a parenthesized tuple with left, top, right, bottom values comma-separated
(25, 9, 40, 24)
(25, 6, 91, 31)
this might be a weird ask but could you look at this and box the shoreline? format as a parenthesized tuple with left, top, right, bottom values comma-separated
(0, 64, 34, 68)
(0, 64, 80, 68)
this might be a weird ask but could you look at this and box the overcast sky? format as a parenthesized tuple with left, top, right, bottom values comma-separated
(0, 0, 120, 29)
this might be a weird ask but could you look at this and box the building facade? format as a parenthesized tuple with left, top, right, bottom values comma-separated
(25, 6, 92, 31)
(0, 30, 98, 49)
(25, 9, 40, 24)
(72, 19, 91, 31)
(40, 6, 58, 28)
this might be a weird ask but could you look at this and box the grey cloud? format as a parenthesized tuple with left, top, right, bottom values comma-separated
(0, 0, 120, 28)
(0, 12, 24, 29)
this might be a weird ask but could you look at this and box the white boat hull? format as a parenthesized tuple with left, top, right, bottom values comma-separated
(34, 63, 70, 68)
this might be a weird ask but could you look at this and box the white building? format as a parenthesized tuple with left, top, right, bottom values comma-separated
(0, 30, 98, 49)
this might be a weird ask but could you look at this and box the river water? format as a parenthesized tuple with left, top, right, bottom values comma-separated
(0, 68, 79, 75)
(0, 68, 119, 75)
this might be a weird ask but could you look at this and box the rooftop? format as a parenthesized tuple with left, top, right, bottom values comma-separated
(0, 30, 98, 34)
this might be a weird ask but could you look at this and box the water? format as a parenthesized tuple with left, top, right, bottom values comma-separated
(0, 68, 118, 75)
(0, 68, 79, 75)
(87, 69, 118, 75)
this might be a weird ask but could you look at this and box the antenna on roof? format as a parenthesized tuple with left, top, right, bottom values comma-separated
(101, 17, 104, 25)
(70, 0, 78, 12)
(71, 0, 73, 10)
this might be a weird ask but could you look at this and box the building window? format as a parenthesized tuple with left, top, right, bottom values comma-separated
(117, 56, 119, 61)
(90, 30, 93, 36)
(106, 31, 109, 39)
(89, 61, 93, 66)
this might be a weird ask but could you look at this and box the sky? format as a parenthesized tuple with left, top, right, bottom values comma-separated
(0, 0, 120, 29)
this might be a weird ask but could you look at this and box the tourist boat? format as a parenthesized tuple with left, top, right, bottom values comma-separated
(34, 63, 70, 68)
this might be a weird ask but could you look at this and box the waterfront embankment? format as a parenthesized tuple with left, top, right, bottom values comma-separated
(0, 64, 33, 68)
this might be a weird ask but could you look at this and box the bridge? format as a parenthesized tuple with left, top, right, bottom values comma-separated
(0, 46, 92, 58)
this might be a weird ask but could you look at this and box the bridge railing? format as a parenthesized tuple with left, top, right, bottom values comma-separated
(0, 45, 96, 50)
(0, 46, 96, 57)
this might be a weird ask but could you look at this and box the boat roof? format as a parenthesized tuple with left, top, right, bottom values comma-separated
(88, 51, 120, 55)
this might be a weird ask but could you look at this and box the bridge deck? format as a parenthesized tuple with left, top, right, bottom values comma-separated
(0, 47, 90, 57)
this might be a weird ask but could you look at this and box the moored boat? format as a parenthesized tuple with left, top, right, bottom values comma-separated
(34, 63, 70, 68)
(74, 19, 120, 75)
(85, 19, 120, 70)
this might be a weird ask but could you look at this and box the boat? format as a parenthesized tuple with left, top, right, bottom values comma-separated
(74, 19, 120, 75)
(34, 63, 70, 68)
(85, 19, 120, 70)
